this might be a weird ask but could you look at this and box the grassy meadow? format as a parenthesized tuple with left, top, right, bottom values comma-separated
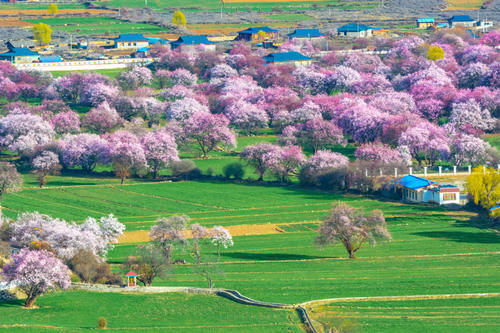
(95, 0, 378, 12)
(2, 175, 499, 331)
(23, 17, 165, 35)
(308, 296, 500, 332)
(0, 291, 303, 332)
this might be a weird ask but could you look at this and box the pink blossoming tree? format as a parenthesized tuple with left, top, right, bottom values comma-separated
(2, 249, 71, 307)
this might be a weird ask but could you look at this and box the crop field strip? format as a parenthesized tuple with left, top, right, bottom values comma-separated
(2, 181, 455, 231)
(22, 17, 165, 35)
(307, 296, 500, 332)
(0, 291, 303, 333)
(95, 0, 378, 11)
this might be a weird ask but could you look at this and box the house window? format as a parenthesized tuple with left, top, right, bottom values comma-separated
(443, 193, 456, 201)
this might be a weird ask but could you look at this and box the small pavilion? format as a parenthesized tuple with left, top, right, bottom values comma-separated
(125, 271, 138, 287)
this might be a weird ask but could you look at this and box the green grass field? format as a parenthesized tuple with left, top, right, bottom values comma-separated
(24, 17, 165, 35)
(0, 291, 302, 332)
(485, 135, 500, 151)
(0, 3, 86, 10)
(308, 296, 500, 332)
(95, 0, 378, 12)
(50, 68, 126, 79)
(2, 177, 499, 332)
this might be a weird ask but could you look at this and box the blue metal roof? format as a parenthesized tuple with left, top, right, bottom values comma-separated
(170, 35, 215, 46)
(263, 52, 311, 63)
(0, 47, 39, 57)
(417, 18, 435, 23)
(146, 37, 168, 45)
(394, 175, 435, 190)
(113, 34, 149, 42)
(238, 26, 278, 34)
(490, 205, 500, 211)
(136, 47, 150, 52)
(287, 29, 324, 38)
(39, 56, 62, 62)
(448, 15, 475, 22)
(337, 23, 374, 32)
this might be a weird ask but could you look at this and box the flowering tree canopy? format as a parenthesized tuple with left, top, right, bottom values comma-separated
(399, 120, 450, 165)
(2, 249, 70, 307)
(0, 113, 55, 154)
(107, 131, 147, 184)
(62, 134, 111, 171)
(51, 110, 80, 134)
(240, 143, 281, 181)
(316, 202, 391, 258)
(225, 100, 269, 135)
(303, 150, 349, 172)
(31, 151, 61, 188)
(141, 130, 179, 178)
(451, 135, 491, 166)
(183, 112, 236, 158)
(165, 97, 209, 123)
(83, 102, 122, 134)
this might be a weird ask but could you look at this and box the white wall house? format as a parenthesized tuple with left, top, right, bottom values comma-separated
(395, 175, 460, 205)
(113, 34, 150, 50)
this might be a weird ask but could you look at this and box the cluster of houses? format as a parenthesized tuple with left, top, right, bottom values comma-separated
(417, 15, 493, 30)
(0, 16, 495, 66)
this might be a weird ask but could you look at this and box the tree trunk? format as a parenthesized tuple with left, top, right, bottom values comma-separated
(121, 176, 125, 185)
(24, 294, 38, 308)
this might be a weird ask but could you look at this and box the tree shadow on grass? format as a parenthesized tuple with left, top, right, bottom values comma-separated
(223, 252, 332, 261)
(0, 299, 24, 308)
(412, 231, 500, 244)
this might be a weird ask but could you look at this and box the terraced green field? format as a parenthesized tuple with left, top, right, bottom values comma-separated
(24, 17, 165, 35)
(95, 0, 378, 12)
(0, 291, 302, 332)
(2, 177, 499, 332)
(308, 296, 500, 332)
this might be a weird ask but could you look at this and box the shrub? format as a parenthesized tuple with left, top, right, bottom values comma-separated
(97, 317, 107, 329)
(68, 250, 120, 285)
(170, 160, 202, 180)
(223, 162, 245, 179)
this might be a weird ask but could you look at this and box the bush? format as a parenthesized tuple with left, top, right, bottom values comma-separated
(317, 167, 348, 191)
(223, 162, 245, 179)
(170, 160, 202, 180)
(298, 166, 318, 187)
(97, 317, 107, 329)
(68, 250, 121, 285)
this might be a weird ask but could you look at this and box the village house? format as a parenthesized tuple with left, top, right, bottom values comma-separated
(170, 35, 216, 52)
(287, 28, 325, 40)
(236, 27, 279, 43)
(394, 175, 461, 205)
(263, 51, 312, 67)
(0, 42, 39, 63)
(113, 34, 150, 50)
(448, 15, 476, 28)
(416, 18, 435, 29)
(336, 23, 374, 38)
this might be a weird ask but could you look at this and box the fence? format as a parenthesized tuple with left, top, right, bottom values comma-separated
(13, 58, 156, 71)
